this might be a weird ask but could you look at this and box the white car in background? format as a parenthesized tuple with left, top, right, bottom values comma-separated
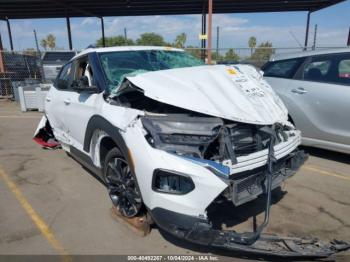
(262, 48, 350, 154)
(33, 46, 348, 257)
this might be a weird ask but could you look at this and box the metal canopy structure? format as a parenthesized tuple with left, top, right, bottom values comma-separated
(0, 0, 344, 19)
(0, 0, 346, 63)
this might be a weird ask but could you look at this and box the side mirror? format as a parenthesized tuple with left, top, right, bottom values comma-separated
(72, 76, 99, 93)
(56, 79, 68, 90)
(79, 76, 89, 88)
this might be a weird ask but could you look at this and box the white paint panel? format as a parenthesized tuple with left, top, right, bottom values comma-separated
(127, 64, 288, 125)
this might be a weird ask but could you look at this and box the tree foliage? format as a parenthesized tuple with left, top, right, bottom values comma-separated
(185, 46, 201, 59)
(174, 33, 187, 48)
(23, 48, 37, 56)
(96, 35, 134, 47)
(136, 33, 167, 46)
(251, 41, 275, 62)
(212, 52, 224, 62)
(248, 36, 257, 56)
(40, 39, 47, 50)
(224, 48, 240, 62)
(40, 34, 56, 50)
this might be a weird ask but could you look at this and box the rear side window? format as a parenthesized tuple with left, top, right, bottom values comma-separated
(303, 59, 332, 81)
(338, 58, 350, 84)
(263, 58, 302, 78)
(301, 53, 350, 85)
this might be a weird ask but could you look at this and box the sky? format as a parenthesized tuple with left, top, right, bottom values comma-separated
(0, 0, 349, 51)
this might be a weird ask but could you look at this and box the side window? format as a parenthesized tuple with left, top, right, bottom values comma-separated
(302, 53, 350, 85)
(74, 56, 95, 87)
(303, 57, 332, 82)
(56, 62, 73, 90)
(263, 58, 302, 78)
(337, 58, 350, 85)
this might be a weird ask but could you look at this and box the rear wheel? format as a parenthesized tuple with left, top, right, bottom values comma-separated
(103, 147, 142, 218)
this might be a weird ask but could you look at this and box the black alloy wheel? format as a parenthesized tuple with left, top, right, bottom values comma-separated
(104, 148, 142, 218)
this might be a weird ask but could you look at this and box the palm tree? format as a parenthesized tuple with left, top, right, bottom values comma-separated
(40, 39, 48, 50)
(46, 34, 56, 50)
(174, 33, 187, 48)
(248, 36, 257, 57)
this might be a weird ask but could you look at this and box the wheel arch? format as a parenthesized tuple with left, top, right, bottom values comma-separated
(84, 115, 131, 169)
(99, 136, 117, 168)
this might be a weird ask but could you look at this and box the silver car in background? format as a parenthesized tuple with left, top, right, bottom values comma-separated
(42, 51, 77, 82)
(262, 48, 350, 154)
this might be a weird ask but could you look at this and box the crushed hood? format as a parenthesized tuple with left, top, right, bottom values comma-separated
(126, 64, 288, 125)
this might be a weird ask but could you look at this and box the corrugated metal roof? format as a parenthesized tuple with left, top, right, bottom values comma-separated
(0, 0, 345, 19)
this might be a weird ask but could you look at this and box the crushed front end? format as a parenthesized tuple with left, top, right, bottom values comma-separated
(110, 63, 349, 257)
(134, 113, 349, 257)
(141, 114, 305, 207)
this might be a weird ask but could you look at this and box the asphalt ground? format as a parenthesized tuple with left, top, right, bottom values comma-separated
(0, 100, 349, 261)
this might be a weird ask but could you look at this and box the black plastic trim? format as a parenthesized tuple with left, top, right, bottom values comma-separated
(69, 146, 102, 177)
(88, 52, 108, 92)
(150, 207, 209, 239)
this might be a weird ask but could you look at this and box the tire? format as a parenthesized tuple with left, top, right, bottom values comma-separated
(103, 147, 142, 218)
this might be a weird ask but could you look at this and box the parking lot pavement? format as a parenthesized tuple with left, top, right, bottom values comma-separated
(0, 100, 349, 260)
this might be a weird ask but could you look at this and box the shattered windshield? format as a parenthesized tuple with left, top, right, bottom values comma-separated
(98, 50, 204, 93)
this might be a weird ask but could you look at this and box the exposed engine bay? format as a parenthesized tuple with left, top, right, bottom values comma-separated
(141, 113, 307, 207)
(112, 83, 303, 206)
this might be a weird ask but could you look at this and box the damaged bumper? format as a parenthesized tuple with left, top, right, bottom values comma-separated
(150, 151, 349, 258)
(141, 114, 303, 207)
(229, 149, 306, 206)
(151, 207, 349, 258)
(148, 147, 349, 258)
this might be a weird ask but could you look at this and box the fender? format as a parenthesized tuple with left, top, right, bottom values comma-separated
(83, 115, 130, 167)
(84, 115, 128, 153)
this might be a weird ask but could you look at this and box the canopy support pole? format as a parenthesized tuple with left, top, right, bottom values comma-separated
(66, 16, 73, 50)
(207, 0, 213, 64)
(6, 17, 13, 51)
(101, 17, 105, 47)
(0, 32, 5, 73)
(201, 5, 206, 61)
(216, 26, 219, 58)
(304, 11, 311, 50)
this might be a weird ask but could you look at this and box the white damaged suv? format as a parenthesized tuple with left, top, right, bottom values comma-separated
(34, 46, 340, 256)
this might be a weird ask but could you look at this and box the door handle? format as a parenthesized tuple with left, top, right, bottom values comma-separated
(64, 99, 71, 105)
(291, 87, 307, 94)
(46, 97, 51, 102)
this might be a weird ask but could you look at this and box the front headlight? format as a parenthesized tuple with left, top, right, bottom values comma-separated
(152, 169, 195, 195)
(141, 114, 222, 158)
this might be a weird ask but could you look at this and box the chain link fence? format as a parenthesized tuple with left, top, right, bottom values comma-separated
(0, 47, 347, 99)
(0, 50, 76, 99)
(0, 50, 42, 98)
(184, 46, 348, 68)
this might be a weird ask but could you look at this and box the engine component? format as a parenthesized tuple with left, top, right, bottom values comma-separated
(142, 115, 222, 158)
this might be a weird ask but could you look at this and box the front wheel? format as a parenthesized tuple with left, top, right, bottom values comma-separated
(103, 147, 142, 218)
